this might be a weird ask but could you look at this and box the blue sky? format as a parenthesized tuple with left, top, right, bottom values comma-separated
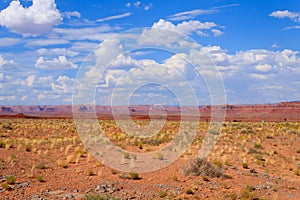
(0, 0, 300, 105)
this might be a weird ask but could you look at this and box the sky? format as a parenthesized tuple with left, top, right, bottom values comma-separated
(0, 0, 300, 106)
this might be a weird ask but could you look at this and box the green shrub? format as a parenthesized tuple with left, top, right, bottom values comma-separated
(83, 193, 119, 200)
(1, 123, 12, 130)
(36, 162, 47, 169)
(37, 176, 45, 182)
(129, 172, 140, 180)
(5, 175, 16, 184)
(242, 162, 249, 169)
(87, 169, 94, 176)
(186, 188, 194, 194)
(253, 142, 263, 149)
(1, 183, 11, 190)
(158, 191, 167, 198)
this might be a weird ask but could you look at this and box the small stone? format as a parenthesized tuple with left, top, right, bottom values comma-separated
(16, 182, 29, 189)
(230, 166, 238, 170)
(73, 189, 79, 193)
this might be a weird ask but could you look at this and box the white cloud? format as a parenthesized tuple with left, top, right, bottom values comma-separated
(168, 9, 216, 21)
(152, 19, 217, 35)
(126, 1, 152, 10)
(51, 76, 74, 93)
(70, 41, 99, 52)
(26, 38, 70, 46)
(283, 25, 300, 30)
(53, 26, 119, 41)
(0, 55, 15, 68)
(269, 10, 300, 22)
(0, 37, 23, 47)
(96, 12, 131, 23)
(134, 1, 141, 8)
(143, 3, 152, 11)
(63, 11, 81, 19)
(211, 29, 223, 37)
(138, 19, 218, 46)
(26, 75, 36, 87)
(37, 48, 78, 57)
(35, 56, 77, 70)
(0, 0, 62, 36)
(255, 64, 272, 72)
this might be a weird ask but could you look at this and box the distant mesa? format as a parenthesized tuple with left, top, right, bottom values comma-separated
(0, 102, 299, 122)
(1, 106, 14, 113)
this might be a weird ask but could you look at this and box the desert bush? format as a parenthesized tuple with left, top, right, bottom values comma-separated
(87, 169, 94, 176)
(242, 162, 249, 169)
(24, 143, 32, 152)
(37, 176, 45, 182)
(129, 172, 140, 180)
(208, 129, 220, 135)
(83, 193, 119, 200)
(57, 159, 68, 168)
(36, 162, 47, 169)
(5, 175, 16, 184)
(158, 190, 167, 198)
(181, 158, 223, 177)
(253, 142, 263, 149)
(213, 159, 223, 168)
(152, 152, 164, 160)
(172, 175, 178, 181)
(1, 183, 11, 190)
(186, 188, 194, 194)
(0, 140, 5, 148)
(1, 122, 12, 130)
(229, 193, 238, 200)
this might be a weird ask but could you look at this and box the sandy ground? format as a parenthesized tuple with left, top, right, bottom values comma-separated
(0, 118, 299, 199)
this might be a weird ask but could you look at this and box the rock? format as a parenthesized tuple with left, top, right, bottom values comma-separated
(262, 172, 270, 178)
(16, 182, 29, 189)
(95, 185, 106, 193)
(73, 189, 79, 193)
(61, 194, 74, 199)
(31, 195, 43, 200)
(230, 166, 237, 170)
(60, 187, 67, 191)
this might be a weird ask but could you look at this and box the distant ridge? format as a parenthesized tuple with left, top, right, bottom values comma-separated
(0, 101, 299, 122)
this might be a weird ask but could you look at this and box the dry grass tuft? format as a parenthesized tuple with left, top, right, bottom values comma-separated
(182, 157, 223, 177)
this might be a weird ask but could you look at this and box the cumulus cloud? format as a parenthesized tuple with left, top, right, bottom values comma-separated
(0, 0, 62, 36)
(211, 29, 223, 37)
(51, 76, 74, 93)
(269, 10, 300, 22)
(35, 56, 77, 70)
(0, 55, 15, 68)
(255, 64, 272, 72)
(152, 19, 217, 35)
